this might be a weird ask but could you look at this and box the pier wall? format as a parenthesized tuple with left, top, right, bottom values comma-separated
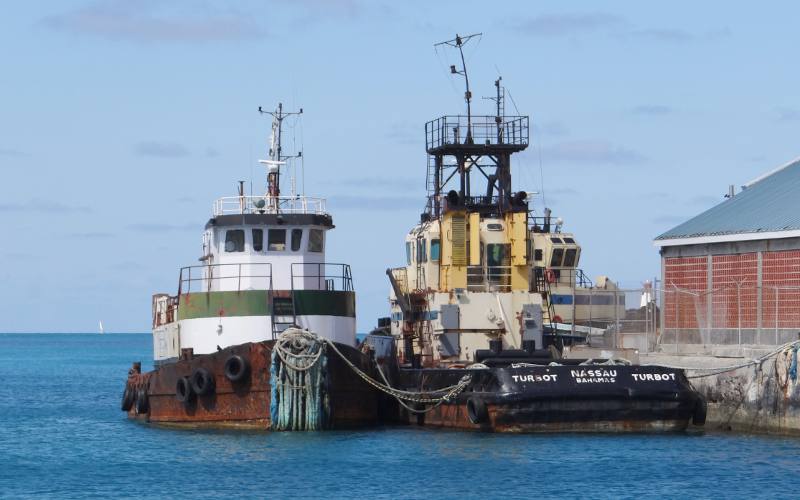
(644, 348, 800, 435)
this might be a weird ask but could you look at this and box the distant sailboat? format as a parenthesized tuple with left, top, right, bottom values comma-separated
(99, 320, 105, 335)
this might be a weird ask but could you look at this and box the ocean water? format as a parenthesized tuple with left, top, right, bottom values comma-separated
(2, 333, 800, 499)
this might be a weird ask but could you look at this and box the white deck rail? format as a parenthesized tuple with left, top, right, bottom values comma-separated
(213, 195, 327, 216)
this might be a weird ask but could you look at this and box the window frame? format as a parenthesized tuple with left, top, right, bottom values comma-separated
(291, 229, 303, 252)
(224, 229, 245, 253)
(308, 228, 324, 253)
(430, 238, 441, 262)
(252, 229, 263, 252)
(267, 229, 287, 251)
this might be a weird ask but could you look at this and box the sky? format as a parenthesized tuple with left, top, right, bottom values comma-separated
(2, 1, 799, 333)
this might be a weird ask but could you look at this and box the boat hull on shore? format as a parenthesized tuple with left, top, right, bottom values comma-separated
(123, 340, 381, 430)
(396, 364, 704, 433)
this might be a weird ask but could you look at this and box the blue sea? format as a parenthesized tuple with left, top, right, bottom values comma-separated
(2, 333, 800, 499)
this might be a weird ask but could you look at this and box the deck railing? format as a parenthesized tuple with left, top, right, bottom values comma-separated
(290, 263, 354, 292)
(467, 265, 512, 292)
(425, 115, 529, 151)
(213, 195, 327, 216)
(178, 263, 274, 294)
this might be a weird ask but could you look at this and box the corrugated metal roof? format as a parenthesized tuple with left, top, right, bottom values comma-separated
(655, 157, 800, 242)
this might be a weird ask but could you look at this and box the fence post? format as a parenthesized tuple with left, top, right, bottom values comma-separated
(734, 282, 741, 345)
(775, 287, 780, 345)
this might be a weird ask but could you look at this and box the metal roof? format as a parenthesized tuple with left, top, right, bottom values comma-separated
(655, 157, 800, 246)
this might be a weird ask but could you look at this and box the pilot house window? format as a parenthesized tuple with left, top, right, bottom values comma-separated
(268, 229, 286, 251)
(563, 248, 577, 267)
(224, 230, 244, 252)
(308, 229, 324, 253)
(551, 248, 564, 267)
(291, 229, 303, 251)
(430, 239, 441, 261)
(252, 229, 263, 252)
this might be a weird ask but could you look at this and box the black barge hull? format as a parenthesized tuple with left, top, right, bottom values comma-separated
(398, 364, 705, 433)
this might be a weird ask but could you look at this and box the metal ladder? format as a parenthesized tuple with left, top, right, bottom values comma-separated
(269, 288, 297, 340)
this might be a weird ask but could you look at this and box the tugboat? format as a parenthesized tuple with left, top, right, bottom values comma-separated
(121, 104, 381, 430)
(381, 34, 706, 432)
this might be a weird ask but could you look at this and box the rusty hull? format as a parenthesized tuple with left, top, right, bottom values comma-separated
(124, 341, 380, 430)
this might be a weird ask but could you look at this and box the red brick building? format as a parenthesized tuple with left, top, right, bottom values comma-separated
(654, 158, 800, 346)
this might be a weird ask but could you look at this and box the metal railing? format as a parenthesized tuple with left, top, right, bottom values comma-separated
(213, 195, 327, 216)
(425, 115, 529, 151)
(467, 265, 512, 292)
(178, 263, 273, 294)
(290, 263, 354, 292)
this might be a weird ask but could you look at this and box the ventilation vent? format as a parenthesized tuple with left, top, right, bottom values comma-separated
(451, 214, 467, 266)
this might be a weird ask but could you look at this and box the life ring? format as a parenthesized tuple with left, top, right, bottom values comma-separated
(552, 315, 563, 324)
(176, 376, 195, 403)
(466, 397, 489, 425)
(692, 397, 707, 426)
(224, 355, 251, 383)
(191, 368, 216, 396)
(545, 269, 556, 283)
(135, 387, 149, 414)
(121, 385, 135, 411)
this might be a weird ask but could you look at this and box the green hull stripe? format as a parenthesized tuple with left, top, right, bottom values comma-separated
(177, 290, 355, 320)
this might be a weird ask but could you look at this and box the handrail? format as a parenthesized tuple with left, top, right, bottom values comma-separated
(178, 262, 273, 294)
(213, 195, 327, 216)
(425, 115, 529, 151)
(467, 265, 512, 292)
(290, 262, 354, 292)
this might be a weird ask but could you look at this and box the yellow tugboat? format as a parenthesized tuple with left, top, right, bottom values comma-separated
(378, 34, 705, 432)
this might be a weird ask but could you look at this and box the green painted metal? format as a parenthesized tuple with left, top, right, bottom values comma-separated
(177, 290, 355, 320)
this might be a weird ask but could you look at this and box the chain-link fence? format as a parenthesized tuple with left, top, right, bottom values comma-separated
(554, 286, 659, 353)
(552, 283, 800, 352)
(660, 284, 800, 347)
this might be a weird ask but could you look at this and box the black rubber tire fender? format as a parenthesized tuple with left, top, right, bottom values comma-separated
(135, 387, 149, 414)
(224, 354, 251, 383)
(466, 397, 489, 425)
(121, 385, 135, 411)
(176, 376, 195, 403)
(692, 397, 707, 426)
(191, 368, 216, 396)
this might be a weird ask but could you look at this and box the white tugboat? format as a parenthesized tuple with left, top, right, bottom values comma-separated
(122, 104, 379, 430)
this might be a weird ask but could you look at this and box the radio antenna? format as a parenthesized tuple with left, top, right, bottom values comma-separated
(435, 32, 482, 143)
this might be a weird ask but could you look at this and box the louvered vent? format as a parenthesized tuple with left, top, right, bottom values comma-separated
(451, 214, 467, 266)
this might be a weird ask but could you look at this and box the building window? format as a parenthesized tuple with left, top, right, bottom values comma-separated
(268, 229, 286, 251)
(430, 239, 441, 261)
(308, 229, 324, 252)
(563, 248, 577, 267)
(252, 229, 263, 252)
(291, 229, 303, 251)
(225, 230, 245, 252)
(551, 248, 564, 267)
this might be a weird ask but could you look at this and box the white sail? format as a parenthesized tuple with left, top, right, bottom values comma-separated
(99, 320, 105, 335)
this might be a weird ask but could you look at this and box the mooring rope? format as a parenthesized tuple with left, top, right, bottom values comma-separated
(271, 328, 472, 420)
(641, 340, 800, 379)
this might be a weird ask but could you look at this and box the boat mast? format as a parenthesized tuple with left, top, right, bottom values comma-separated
(435, 33, 481, 142)
(257, 103, 303, 206)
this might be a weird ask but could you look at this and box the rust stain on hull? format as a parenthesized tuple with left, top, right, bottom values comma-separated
(124, 341, 381, 430)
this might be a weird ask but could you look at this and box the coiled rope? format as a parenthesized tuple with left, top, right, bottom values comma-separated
(270, 329, 328, 430)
